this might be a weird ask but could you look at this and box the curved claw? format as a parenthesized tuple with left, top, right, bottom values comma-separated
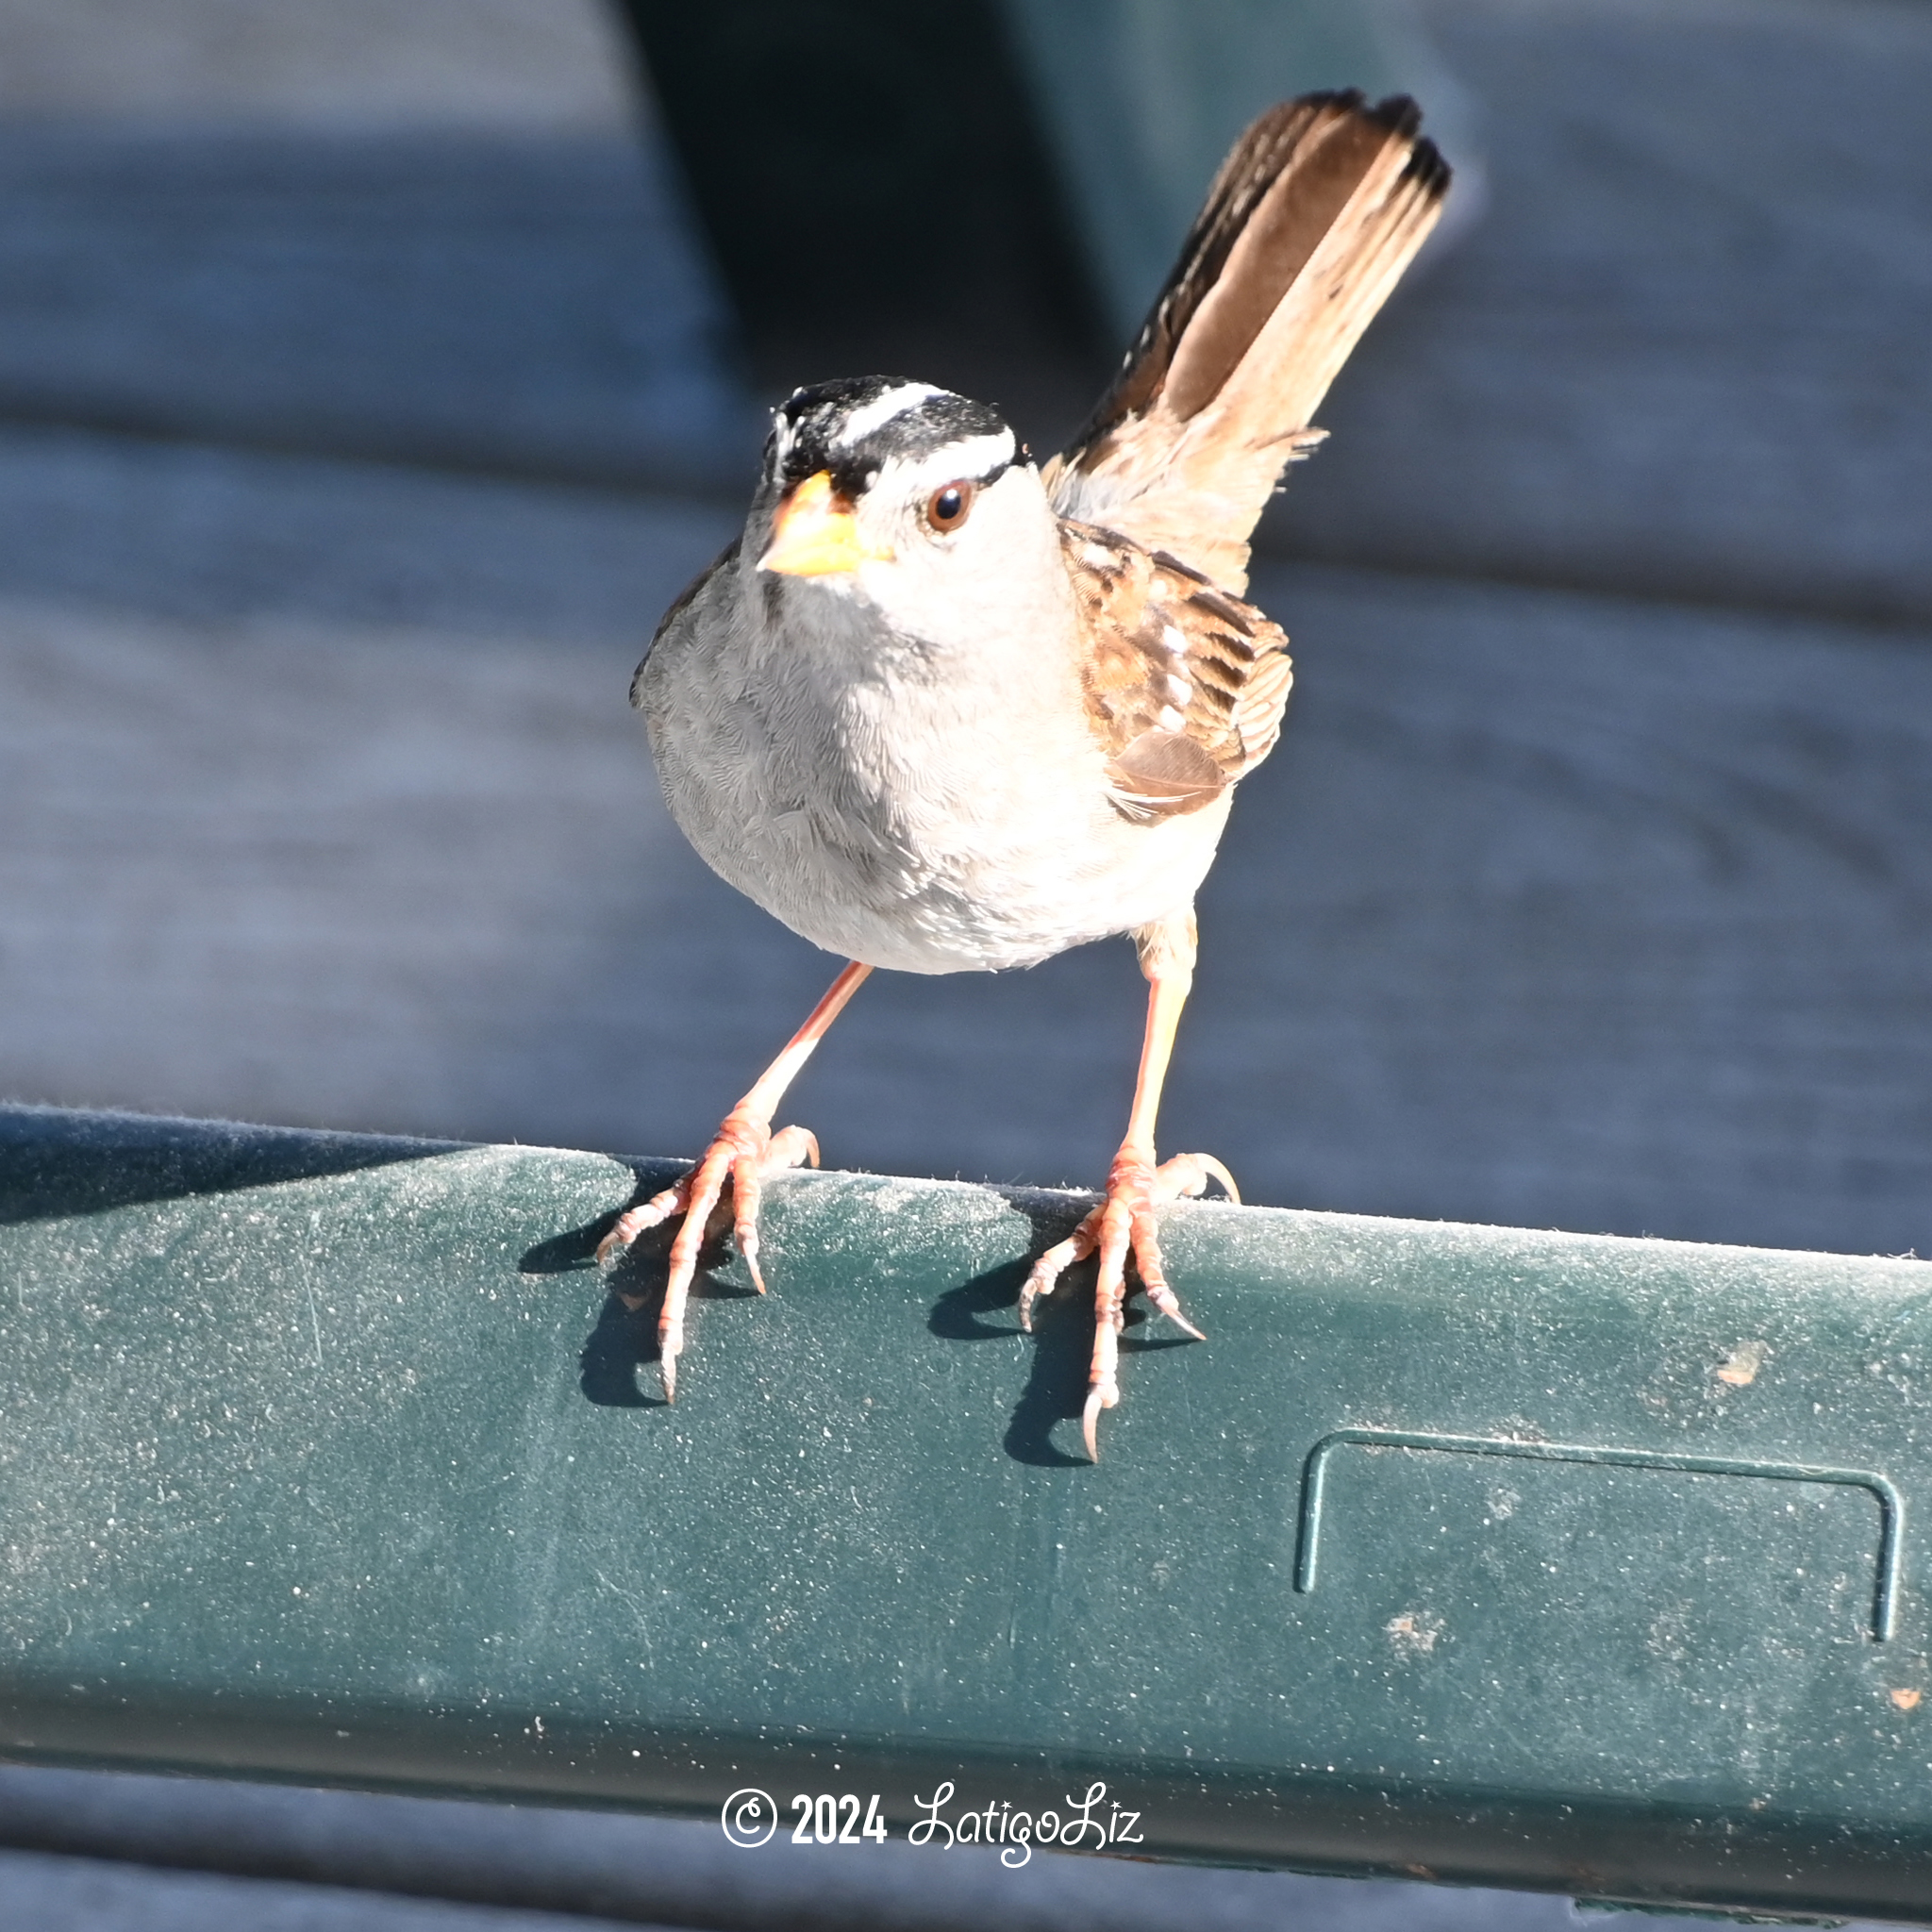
(1124, 1197, 1206, 1341)
(1081, 1380, 1118, 1463)
(597, 1106, 820, 1401)
(656, 1127, 747, 1400)
(1028, 1147, 1232, 1461)
(595, 1174, 692, 1267)
(730, 1127, 817, 1295)
(729, 1156, 766, 1294)
(1018, 1208, 1101, 1333)
(1166, 1151, 1240, 1206)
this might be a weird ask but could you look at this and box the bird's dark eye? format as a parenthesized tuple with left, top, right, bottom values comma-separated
(924, 482, 975, 534)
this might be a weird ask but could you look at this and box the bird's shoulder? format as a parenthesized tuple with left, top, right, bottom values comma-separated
(1058, 519, 1293, 824)
(630, 537, 741, 709)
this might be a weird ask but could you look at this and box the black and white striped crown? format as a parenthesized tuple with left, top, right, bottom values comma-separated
(768, 376, 1016, 500)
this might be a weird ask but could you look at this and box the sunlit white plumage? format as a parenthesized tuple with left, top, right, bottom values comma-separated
(607, 90, 1450, 1455)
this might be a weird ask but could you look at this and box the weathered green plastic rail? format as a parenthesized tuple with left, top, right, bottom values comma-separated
(4, 1105, 1932, 1921)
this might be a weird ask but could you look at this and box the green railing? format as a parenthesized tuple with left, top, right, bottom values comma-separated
(4, 1104, 1930, 1921)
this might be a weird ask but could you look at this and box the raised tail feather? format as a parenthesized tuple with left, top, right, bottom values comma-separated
(1044, 92, 1450, 596)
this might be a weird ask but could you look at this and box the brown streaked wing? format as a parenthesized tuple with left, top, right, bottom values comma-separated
(1061, 521, 1293, 824)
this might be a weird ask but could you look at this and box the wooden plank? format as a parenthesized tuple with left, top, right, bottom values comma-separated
(1274, 0, 1932, 624)
(5, 482, 1929, 1260)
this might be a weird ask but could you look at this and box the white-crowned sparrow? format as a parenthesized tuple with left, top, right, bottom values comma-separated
(600, 91, 1449, 1456)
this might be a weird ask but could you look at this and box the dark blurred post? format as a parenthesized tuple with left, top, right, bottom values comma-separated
(610, 0, 1107, 439)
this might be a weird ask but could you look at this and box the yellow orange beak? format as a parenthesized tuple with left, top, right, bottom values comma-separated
(757, 470, 891, 576)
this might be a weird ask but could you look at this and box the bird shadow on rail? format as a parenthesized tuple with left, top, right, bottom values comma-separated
(928, 1198, 1194, 1468)
(525, 1173, 1192, 1440)
(519, 1180, 754, 1409)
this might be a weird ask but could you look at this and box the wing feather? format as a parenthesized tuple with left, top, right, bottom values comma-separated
(1062, 522, 1293, 824)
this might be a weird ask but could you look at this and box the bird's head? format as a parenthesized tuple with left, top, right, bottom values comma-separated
(751, 377, 1053, 641)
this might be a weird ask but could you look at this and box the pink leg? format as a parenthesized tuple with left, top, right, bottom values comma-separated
(597, 960, 872, 1399)
(1018, 911, 1234, 1459)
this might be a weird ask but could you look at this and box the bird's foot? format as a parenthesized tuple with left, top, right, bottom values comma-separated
(595, 1103, 819, 1401)
(1020, 1146, 1237, 1460)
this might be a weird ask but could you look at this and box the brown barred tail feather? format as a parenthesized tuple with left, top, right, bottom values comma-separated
(1044, 92, 1449, 595)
